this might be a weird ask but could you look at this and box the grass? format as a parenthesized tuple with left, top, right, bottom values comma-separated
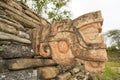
(91, 62, 120, 80)
(100, 62, 120, 80)
(0, 46, 3, 52)
(107, 51, 120, 62)
(99, 50, 120, 80)
(106, 62, 120, 67)
(87, 51, 120, 80)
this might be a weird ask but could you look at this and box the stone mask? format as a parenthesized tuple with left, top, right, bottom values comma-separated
(32, 11, 108, 73)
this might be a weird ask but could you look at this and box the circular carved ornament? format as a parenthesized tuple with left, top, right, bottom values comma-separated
(58, 40, 69, 53)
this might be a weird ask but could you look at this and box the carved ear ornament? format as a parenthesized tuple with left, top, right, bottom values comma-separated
(39, 43, 52, 58)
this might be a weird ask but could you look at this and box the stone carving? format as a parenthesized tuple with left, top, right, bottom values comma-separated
(0, 0, 107, 80)
(32, 11, 107, 72)
(72, 12, 108, 72)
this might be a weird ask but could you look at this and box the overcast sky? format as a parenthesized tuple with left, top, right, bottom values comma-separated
(69, 0, 120, 33)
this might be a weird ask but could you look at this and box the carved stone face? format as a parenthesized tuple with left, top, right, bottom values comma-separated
(32, 11, 108, 72)
(73, 22, 108, 72)
(69, 11, 108, 72)
(76, 22, 107, 61)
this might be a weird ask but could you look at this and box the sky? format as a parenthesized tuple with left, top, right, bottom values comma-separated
(69, 0, 120, 33)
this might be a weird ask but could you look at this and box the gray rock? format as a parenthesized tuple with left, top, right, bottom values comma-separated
(0, 69, 37, 80)
(0, 58, 8, 73)
(0, 42, 34, 58)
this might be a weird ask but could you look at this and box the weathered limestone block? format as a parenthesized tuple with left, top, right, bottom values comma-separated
(0, 69, 37, 80)
(69, 71, 89, 80)
(57, 64, 75, 73)
(0, 42, 33, 58)
(70, 63, 84, 74)
(18, 31, 30, 39)
(0, 8, 7, 15)
(0, 0, 50, 28)
(0, 58, 8, 73)
(6, 0, 23, 11)
(0, 1, 39, 27)
(0, 22, 18, 35)
(57, 72, 71, 80)
(18, 1, 50, 27)
(0, 15, 25, 31)
(6, 59, 56, 70)
(0, 31, 31, 44)
(37, 67, 59, 79)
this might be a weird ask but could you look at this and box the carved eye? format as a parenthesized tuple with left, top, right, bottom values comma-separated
(58, 40, 69, 53)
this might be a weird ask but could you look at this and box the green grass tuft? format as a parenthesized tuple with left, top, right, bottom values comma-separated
(91, 62, 120, 80)
(0, 46, 3, 52)
(101, 66, 120, 80)
(106, 62, 120, 67)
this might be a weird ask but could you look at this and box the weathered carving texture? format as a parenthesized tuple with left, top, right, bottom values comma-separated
(0, 0, 107, 80)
